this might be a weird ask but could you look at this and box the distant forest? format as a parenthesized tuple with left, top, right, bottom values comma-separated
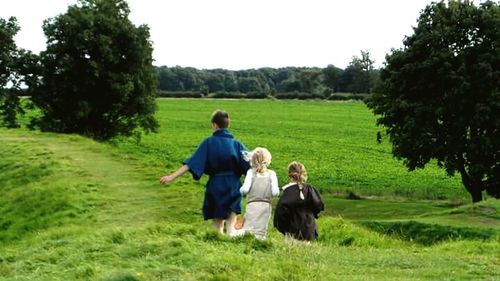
(155, 51, 379, 99)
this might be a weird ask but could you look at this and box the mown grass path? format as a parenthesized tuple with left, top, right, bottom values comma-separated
(42, 134, 162, 227)
(1, 129, 205, 228)
(1, 131, 148, 226)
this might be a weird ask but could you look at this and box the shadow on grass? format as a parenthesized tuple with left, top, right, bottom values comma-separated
(360, 220, 498, 246)
(200, 231, 273, 253)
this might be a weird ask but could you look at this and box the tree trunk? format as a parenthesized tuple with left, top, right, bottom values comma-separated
(458, 167, 483, 203)
(468, 184, 483, 203)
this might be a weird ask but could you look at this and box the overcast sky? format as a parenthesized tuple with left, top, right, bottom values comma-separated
(1, 0, 455, 70)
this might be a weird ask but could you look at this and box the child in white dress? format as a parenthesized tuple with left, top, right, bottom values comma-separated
(236, 147, 279, 240)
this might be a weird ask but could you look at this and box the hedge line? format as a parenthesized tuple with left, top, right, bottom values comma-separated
(157, 91, 368, 101)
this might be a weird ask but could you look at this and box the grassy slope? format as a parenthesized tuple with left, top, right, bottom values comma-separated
(1, 100, 499, 280)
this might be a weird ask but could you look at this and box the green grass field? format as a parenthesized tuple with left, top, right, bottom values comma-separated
(117, 99, 466, 200)
(0, 99, 499, 280)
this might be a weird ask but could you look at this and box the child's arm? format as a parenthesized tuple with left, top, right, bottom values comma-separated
(271, 171, 279, 196)
(160, 164, 189, 185)
(239, 169, 253, 195)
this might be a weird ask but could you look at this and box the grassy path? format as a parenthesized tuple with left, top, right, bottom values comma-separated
(0, 129, 205, 236)
(42, 134, 163, 227)
(0, 130, 157, 227)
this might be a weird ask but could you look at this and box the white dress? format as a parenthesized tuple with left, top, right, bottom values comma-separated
(238, 169, 279, 239)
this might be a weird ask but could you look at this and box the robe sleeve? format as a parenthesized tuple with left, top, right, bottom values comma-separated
(238, 142, 251, 175)
(183, 139, 209, 181)
(273, 196, 290, 235)
(307, 185, 325, 218)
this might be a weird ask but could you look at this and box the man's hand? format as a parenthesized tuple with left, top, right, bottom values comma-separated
(159, 165, 189, 185)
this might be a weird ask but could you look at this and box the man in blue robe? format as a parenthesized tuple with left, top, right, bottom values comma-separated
(160, 110, 250, 235)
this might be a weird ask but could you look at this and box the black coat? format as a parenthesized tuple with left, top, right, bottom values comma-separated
(273, 183, 324, 241)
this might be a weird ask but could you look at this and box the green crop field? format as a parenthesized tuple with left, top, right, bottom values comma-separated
(117, 99, 466, 200)
(0, 99, 499, 280)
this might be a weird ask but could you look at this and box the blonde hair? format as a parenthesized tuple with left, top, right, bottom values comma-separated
(249, 147, 272, 174)
(288, 161, 308, 200)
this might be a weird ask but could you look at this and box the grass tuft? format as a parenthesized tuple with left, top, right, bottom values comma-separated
(105, 272, 140, 281)
(318, 217, 405, 248)
(110, 229, 127, 244)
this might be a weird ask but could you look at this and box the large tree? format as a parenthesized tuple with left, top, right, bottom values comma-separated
(32, 0, 158, 140)
(322, 64, 343, 92)
(340, 50, 375, 93)
(367, 1, 499, 202)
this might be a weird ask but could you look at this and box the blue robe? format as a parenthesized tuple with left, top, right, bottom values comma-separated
(183, 129, 250, 220)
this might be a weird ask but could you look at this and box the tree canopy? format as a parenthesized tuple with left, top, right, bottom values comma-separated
(31, 0, 158, 140)
(367, 0, 499, 202)
(0, 17, 23, 128)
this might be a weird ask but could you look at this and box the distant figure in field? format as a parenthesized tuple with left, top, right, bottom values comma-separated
(160, 110, 250, 236)
(274, 161, 324, 241)
(235, 147, 279, 240)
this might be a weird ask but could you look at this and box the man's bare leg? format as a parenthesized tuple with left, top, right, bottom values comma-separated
(212, 219, 224, 234)
(226, 212, 237, 236)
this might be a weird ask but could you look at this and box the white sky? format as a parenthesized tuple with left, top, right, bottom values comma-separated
(1, 0, 449, 70)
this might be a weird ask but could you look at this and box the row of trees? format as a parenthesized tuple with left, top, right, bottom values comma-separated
(156, 51, 379, 97)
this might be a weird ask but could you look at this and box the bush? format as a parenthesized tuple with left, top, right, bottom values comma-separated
(209, 91, 246, 99)
(327, 93, 368, 101)
(157, 91, 203, 98)
(156, 90, 370, 101)
(244, 92, 269, 99)
(274, 92, 299, 99)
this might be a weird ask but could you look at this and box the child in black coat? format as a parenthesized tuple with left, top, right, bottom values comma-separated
(274, 161, 324, 241)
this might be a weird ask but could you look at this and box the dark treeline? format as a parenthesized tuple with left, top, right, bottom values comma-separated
(155, 50, 380, 99)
